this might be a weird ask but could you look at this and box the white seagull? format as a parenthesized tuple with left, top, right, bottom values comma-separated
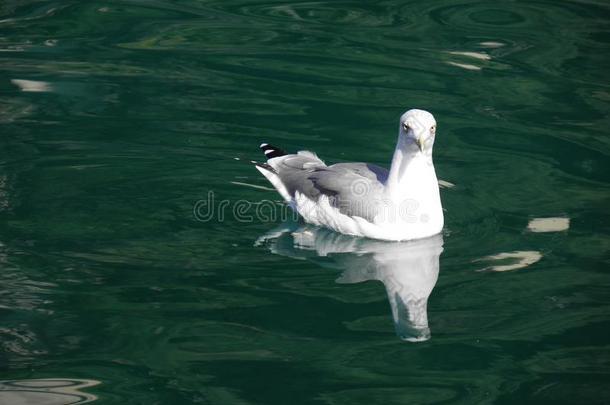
(254, 109, 443, 241)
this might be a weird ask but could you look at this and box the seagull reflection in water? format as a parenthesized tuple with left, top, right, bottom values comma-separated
(257, 222, 444, 342)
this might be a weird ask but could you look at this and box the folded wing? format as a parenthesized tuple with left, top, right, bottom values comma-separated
(261, 150, 388, 222)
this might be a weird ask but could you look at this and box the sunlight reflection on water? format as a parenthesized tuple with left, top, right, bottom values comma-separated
(0, 379, 100, 405)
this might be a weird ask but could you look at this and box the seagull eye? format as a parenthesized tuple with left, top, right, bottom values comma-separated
(402, 123, 409, 131)
(430, 125, 436, 133)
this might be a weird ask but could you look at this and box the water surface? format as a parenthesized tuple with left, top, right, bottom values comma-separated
(1, 0, 609, 404)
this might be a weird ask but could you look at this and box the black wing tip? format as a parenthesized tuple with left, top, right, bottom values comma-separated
(259, 142, 287, 159)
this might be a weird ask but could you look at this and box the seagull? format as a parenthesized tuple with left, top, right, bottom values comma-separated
(254, 109, 443, 241)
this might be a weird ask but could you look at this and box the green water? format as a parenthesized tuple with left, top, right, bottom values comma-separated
(1, 0, 609, 403)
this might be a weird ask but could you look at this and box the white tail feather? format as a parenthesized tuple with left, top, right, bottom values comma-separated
(254, 165, 292, 203)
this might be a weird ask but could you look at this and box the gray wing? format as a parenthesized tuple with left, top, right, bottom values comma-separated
(271, 153, 388, 222)
(308, 163, 388, 221)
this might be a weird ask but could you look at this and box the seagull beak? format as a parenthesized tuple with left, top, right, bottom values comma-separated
(416, 137, 424, 152)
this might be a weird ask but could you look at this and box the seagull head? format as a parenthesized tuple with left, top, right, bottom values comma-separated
(399, 109, 437, 153)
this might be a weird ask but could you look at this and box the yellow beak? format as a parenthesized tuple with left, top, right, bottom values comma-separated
(416, 137, 424, 152)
